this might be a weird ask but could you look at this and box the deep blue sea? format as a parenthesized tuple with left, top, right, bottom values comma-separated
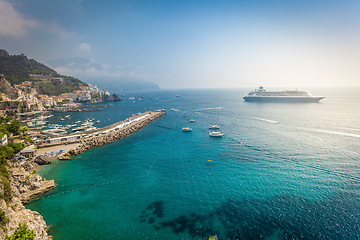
(27, 88, 360, 240)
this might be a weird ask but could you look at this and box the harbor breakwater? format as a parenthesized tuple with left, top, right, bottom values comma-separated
(67, 111, 166, 156)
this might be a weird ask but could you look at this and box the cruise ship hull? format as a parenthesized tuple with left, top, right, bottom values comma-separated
(243, 96, 325, 103)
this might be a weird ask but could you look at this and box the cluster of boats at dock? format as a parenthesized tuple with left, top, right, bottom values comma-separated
(23, 114, 101, 137)
(182, 122, 224, 137)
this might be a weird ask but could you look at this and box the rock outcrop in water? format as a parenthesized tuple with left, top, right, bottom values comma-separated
(10, 166, 55, 203)
(34, 155, 51, 165)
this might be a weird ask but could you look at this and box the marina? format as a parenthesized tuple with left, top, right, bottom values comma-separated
(37, 111, 166, 157)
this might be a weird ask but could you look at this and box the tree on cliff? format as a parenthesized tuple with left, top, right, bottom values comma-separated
(5, 223, 35, 240)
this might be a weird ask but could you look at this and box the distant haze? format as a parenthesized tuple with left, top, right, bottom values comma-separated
(1, 0, 359, 89)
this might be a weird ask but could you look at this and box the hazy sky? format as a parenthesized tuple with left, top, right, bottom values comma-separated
(0, 0, 359, 89)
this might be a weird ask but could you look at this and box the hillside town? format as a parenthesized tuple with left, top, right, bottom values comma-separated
(0, 73, 112, 114)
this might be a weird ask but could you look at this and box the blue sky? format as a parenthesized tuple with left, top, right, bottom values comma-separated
(0, 0, 359, 89)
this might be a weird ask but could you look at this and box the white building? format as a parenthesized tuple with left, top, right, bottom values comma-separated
(0, 134, 8, 146)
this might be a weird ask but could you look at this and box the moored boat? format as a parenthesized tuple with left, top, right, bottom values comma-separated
(209, 125, 220, 129)
(182, 127, 192, 132)
(209, 131, 224, 137)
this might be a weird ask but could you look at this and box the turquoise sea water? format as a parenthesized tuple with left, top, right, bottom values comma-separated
(27, 89, 360, 239)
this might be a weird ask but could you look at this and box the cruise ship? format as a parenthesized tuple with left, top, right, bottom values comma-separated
(243, 86, 325, 103)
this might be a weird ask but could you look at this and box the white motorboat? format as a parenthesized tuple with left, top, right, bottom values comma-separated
(209, 131, 224, 137)
(182, 127, 192, 132)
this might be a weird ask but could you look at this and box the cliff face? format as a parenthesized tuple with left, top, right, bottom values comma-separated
(0, 162, 55, 240)
(0, 76, 18, 100)
(0, 198, 50, 240)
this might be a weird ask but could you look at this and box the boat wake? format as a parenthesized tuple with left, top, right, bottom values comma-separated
(306, 128, 360, 139)
(251, 117, 279, 124)
(194, 107, 224, 112)
(339, 127, 360, 132)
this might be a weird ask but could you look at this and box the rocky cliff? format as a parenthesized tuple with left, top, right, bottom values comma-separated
(0, 76, 18, 100)
(0, 160, 55, 240)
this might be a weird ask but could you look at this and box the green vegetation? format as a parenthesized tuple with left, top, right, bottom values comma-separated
(0, 208, 9, 226)
(0, 116, 12, 124)
(0, 118, 24, 137)
(5, 223, 35, 240)
(0, 49, 86, 95)
(0, 102, 27, 116)
(31, 169, 37, 174)
(20, 126, 29, 134)
(36, 76, 84, 96)
(0, 164, 12, 203)
(24, 137, 33, 144)
(0, 116, 25, 203)
(0, 49, 56, 85)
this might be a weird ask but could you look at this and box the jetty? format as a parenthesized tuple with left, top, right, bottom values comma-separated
(37, 111, 166, 157)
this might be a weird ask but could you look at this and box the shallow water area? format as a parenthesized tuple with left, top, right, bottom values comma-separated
(28, 88, 360, 239)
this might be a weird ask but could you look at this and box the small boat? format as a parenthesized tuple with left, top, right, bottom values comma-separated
(161, 109, 166, 112)
(176, 95, 180, 97)
(209, 131, 224, 137)
(65, 115, 70, 118)
(72, 126, 86, 132)
(182, 127, 192, 132)
(58, 155, 71, 160)
(60, 118, 65, 121)
(190, 119, 195, 122)
(170, 108, 176, 111)
(209, 125, 220, 129)
(85, 126, 97, 132)
(95, 120, 100, 124)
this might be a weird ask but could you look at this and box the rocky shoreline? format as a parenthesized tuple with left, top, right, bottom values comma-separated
(0, 163, 55, 240)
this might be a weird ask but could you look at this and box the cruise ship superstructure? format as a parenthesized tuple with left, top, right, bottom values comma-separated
(243, 86, 324, 102)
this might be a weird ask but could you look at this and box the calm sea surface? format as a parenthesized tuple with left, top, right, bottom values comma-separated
(27, 88, 360, 239)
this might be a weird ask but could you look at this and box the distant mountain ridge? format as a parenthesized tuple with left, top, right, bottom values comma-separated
(0, 49, 85, 96)
(47, 57, 161, 93)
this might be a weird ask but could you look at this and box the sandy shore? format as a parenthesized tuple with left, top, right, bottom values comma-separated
(35, 143, 80, 158)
